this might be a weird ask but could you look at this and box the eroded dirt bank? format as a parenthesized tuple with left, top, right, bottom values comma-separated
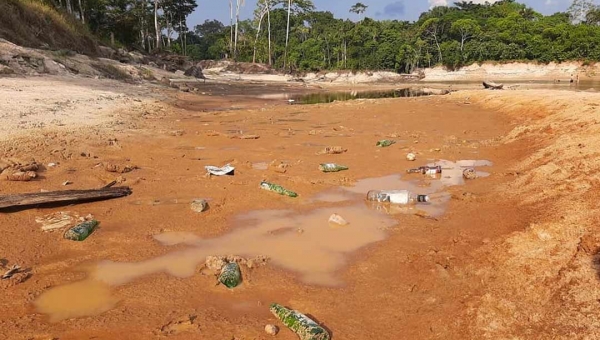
(0, 83, 597, 339)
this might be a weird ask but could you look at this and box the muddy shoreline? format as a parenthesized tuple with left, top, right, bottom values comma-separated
(1, 75, 599, 339)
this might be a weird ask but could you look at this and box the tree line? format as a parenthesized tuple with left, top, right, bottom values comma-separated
(36, 0, 600, 72)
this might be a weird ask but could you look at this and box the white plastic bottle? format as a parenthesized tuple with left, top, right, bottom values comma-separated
(366, 190, 429, 205)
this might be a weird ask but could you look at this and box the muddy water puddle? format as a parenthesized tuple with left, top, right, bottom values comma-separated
(35, 159, 491, 321)
(34, 279, 118, 322)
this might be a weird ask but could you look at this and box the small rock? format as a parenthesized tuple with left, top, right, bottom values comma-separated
(47, 163, 57, 168)
(463, 168, 477, 180)
(406, 153, 416, 161)
(264, 324, 279, 336)
(62, 181, 72, 186)
(205, 256, 226, 271)
(191, 199, 208, 213)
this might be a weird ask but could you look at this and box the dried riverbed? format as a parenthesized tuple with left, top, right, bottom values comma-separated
(1, 78, 596, 339)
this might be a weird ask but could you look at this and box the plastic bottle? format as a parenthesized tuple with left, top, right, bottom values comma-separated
(318, 163, 348, 173)
(406, 165, 442, 174)
(366, 190, 429, 205)
(219, 262, 242, 288)
(376, 140, 396, 147)
(269, 303, 331, 340)
(63, 220, 99, 241)
(260, 181, 298, 197)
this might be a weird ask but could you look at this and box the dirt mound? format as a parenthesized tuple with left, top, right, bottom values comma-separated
(0, 0, 97, 55)
(449, 90, 600, 338)
(198, 60, 274, 74)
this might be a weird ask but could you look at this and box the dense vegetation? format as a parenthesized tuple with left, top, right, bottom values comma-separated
(7, 0, 600, 72)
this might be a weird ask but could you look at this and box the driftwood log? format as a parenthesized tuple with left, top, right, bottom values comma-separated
(0, 186, 132, 210)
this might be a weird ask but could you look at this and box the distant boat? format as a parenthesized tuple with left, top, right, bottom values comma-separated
(483, 81, 503, 90)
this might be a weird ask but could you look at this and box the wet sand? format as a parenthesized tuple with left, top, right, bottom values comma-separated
(1, 82, 597, 339)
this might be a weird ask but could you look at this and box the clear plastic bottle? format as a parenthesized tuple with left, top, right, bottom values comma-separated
(406, 165, 442, 174)
(366, 190, 429, 205)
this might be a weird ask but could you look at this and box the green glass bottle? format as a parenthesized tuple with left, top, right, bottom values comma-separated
(260, 181, 298, 197)
(63, 220, 99, 241)
(270, 303, 330, 340)
(319, 163, 349, 173)
(376, 140, 396, 147)
(219, 262, 242, 288)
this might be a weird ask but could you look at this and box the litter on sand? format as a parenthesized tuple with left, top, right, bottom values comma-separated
(205, 164, 235, 176)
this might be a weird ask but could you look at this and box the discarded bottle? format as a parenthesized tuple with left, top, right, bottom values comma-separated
(366, 190, 429, 205)
(406, 165, 442, 174)
(270, 303, 331, 340)
(63, 220, 99, 241)
(260, 181, 298, 198)
(218, 262, 242, 288)
(376, 140, 396, 147)
(318, 163, 348, 173)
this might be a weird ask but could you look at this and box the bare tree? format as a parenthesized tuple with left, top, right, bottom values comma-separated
(234, 0, 245, 60)
(154, 0, 161, 49)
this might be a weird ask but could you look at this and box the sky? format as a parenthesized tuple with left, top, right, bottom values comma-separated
(188, 0, 576, 28)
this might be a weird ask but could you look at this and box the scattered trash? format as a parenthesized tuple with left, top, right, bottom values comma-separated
(376, 140, 396, 147)
(0, 186, 132, 210)
(406, 153, 416, 161)
(205, 164, 235, 176)
(463, 168, 477, 180)
(35, 211, 93, 232)
(231, 134, 260, 140)
(260, 181, 298, 197)
(1, 264, 21, 280)
(169, 130, 185, 136)
(62, 180, 72, 186)
(6, 171, 37, 181)
(105, 163, 138, 174)
(159, 315, 199, 335)
(16, 162, 39, 172)
(270, 303, 331, 340)
(265, 324, 279, 336)
(218, 262, 242, 288)
(316, 146, 347, 155)
(190, 199, 208, 213)
(63, 220, 100, 241)
(328, 213, 349, 226)
(406, 165, 442, 175)
(366, 190, 429, 205)
(319, 163, 349, 173)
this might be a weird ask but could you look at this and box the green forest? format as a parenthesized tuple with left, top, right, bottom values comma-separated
(26, 0, 600, 72)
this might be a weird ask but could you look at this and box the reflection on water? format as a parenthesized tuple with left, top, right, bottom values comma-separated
(290, 88, 433, 105)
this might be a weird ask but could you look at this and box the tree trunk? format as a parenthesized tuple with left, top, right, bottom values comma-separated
(234, 0, 243, 60)
(78, 0, 85, 23)
(110, 31, 115, 46)
(267, 0, 272, 65)
(433, 34, 442, 62)
(154, 0, 161, 49)
(166, 12, 172, 47)
(253, 9, 267, 64)
(229, 0, 234, 58)
(284, 0, 291, 69)
(65, 0, 73, 14)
